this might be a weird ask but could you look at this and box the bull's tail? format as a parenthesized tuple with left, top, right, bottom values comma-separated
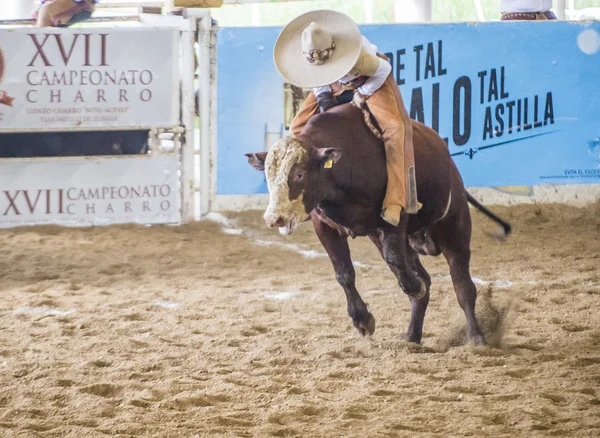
(466, 191, 512, 240)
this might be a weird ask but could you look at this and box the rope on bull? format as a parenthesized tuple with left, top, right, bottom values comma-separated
(352, 101, 384, 141)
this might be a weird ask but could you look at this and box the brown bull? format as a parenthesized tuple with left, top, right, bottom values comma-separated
(246, 103, 511, 345)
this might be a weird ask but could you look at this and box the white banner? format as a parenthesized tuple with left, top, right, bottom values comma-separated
(0, 156, 181, 227)
(0, 27, 180, 130)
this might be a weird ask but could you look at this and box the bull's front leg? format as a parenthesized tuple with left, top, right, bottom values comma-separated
(312, 213, 376, 336)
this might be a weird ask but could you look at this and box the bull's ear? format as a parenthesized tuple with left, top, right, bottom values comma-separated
(316, 148, 342, 168)
(245, 152, 267, 172)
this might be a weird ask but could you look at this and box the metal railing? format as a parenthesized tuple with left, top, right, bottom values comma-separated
(0, 16, 140, 26)
(97, 1, 165, 7)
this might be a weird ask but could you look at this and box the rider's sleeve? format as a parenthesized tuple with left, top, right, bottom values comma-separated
(357, 56, 391, 97)
(313, 85, 332, 96)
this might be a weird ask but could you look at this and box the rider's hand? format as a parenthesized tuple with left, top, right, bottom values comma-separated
(352, 92, 367, 108)
(330, 82, 344, 96)
(316, 91, 338, 113)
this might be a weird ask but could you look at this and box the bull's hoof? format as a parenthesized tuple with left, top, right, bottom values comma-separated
(470, 334, 487, 346)
(354, 312, 376, 337)
(403, 330, 422, 344)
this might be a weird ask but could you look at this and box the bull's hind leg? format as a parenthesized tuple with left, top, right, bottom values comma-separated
(369, 232, 431, 343)
(436, 198, 486, 345)
(312, 215, 376, 336)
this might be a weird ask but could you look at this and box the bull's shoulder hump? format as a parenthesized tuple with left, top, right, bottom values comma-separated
(305, 105, 364, 132)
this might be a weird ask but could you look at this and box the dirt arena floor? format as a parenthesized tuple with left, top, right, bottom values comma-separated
(0, 202, 599, 437)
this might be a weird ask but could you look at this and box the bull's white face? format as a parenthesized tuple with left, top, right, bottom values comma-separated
(263, 137, 311, 235)
(246, 140, 342, 235)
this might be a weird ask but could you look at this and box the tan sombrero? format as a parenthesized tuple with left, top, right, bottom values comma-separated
(274, 10, 362, 89)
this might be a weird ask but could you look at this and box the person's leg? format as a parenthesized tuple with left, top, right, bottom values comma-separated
(36, 0, 89, 27)
(501, 11, 557, 21)
(58, 9, 92, 27)
(538, 11, 557, 20)
(289, 91, 319, 138)
(365, 72, 418, 226)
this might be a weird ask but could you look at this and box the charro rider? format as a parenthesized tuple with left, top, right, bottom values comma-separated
(33, 0, 97, 28)
(273, 10, 419, 226)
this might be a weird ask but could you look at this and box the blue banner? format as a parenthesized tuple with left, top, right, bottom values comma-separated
(217, 22, 600, 195)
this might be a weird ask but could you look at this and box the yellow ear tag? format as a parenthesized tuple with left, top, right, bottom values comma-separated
(324, 158, 333, 169)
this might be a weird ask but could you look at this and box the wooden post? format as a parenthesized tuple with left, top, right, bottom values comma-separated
(174, 0, 223, 7)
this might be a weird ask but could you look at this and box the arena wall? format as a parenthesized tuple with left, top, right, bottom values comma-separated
(0, 14, 201, 227)
(212, 21, 600, 211)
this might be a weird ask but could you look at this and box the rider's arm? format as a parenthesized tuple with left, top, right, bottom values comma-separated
(356, 56, 391, 97)
(313, 85, 332, 96)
